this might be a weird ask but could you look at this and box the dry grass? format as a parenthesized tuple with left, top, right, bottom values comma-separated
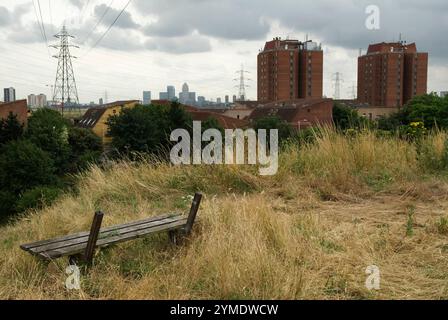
(0, 128, 447, 300)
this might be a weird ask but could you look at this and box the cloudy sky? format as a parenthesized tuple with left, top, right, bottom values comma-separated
(0, 0, 447, 103)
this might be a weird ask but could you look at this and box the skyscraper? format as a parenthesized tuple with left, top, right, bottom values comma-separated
(143, 91, 152, 104)
(358, 42, 428, 107)
(3, 87, 16, 103)
(225, 95, 229, 104)
(167, 86, 176, 101)
(179, 83, 196, 105)
(258, 37, 323, 103)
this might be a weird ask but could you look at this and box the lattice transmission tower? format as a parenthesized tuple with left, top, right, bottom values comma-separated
(332, 72, 344, 100)
(51, 25, 79, 115)
(234, 65, 251, 102)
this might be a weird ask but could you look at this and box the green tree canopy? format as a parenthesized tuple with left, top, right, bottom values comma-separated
(107, 102, 193, 156)
(25, 109, 71, 172)
(0, 140, 57, 195)
(0, 112, 24, 145)
(253, 116, 293, 143)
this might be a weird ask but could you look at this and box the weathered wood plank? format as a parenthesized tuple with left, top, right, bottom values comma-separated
(20, 213, 180, 251)
(39, 219, 187, 260)
(83, 211, 104, 265)
(28, 216, 186, 254)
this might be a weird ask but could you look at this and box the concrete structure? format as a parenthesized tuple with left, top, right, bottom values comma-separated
(3, 87, 16, 103)
(78, 100, 139, 144)
(167, 86, 176, 101)
(143, 91, 152, 105)
(258, 37, 323, 103)
(179, 83, 196, 105)
(159, 92, 169, 100)
(358, 42, 428, 107)
(248, 98, 333, 130)
(0, 99, 28, 125)
(28, 94, 47, 108)
(356, 106, 400, 121)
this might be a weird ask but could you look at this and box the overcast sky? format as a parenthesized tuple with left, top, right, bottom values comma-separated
(0, 0, 447, 103)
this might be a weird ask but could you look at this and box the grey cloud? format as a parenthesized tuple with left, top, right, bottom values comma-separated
(137, 0, 270, 40)
(135, 0, 448, 61)
(69, 0, 83, 9)
(94, 4, 140, 29)
(0, 6, 11, 26)
(145, 35, 212, 54)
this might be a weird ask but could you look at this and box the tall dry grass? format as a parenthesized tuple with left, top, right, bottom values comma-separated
(0, 128, 447, 299)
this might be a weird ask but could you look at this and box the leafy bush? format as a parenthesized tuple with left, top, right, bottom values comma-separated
(68, 127, 103, 171)
(0, 140, 57, 195)
(254, 116, 293, 144)
(333, 103, 370, 130)
(0, 190, 17, 219)
(0, 112, 24, 146)
(107, 102, 192, 156)
(15, 186, 61, 213)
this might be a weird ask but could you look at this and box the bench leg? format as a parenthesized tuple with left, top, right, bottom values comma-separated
(169, 230, 181, 245)
(83, 211, 104, 266)
(184, 193, 203, 235)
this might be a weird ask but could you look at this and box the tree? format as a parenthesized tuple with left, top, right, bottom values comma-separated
(0, 140, 57, 196)
(26, 109, 71, 172)
(404, 94, 448, 129)
(333, 103, 369, 130)
(0, 112, 24, 145)
(107, 102, 192, 156)
(68, 127, 103, 170)
(254, 116, 293, 144)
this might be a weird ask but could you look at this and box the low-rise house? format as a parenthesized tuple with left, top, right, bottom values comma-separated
(248, 98, 333, 130)
(77, 100, 139, 144)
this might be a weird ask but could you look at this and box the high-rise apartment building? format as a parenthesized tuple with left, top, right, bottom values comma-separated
(4, 87, 16, 103)
(28, 94, 47, 108)
(258, 37, 323, 103)
(167, 86, 176, 101)
(358, 42, 428, 107)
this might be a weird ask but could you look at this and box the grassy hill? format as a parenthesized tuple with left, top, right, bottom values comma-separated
(0, 128, 447, 299)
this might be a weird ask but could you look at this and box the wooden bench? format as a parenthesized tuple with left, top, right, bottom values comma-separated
(20, 193, 202, 265)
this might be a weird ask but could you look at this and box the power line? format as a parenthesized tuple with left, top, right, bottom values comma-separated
(81, 0, 115, 45)
(32, 0, 51, 57)
(84, 0, 132, 57)
(36, 0, 50, 46)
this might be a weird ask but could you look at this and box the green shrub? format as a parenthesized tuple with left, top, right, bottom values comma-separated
(0, 140, 58, 195)
(0, 190, 17, 220)
(0, 112, 24, 146)
(68, 127, 103, 171)
(15, 186, 62, 213)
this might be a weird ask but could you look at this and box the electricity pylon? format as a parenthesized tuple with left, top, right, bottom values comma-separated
(51, 25, 79, 115)
(234, 64, 250, 102)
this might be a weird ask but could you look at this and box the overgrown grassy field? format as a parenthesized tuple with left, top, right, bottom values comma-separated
(0, 128, 447, 299)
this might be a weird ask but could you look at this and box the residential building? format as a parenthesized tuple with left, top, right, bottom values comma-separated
(217, 98, 222, 105)
(233, 95, 237, 103)
(358, 42, 428, 107)
(99, 98, 104, 105)
(225, 95, 229, 104)
(3, 87, 16, 103)
(258, 37, 323, 103)
(28, 94, 47, 108)
(248, 98, 333, 130)
(0, 100, 28, 125)
(143, 91, 152, 104)
(78, 100, 139, 144)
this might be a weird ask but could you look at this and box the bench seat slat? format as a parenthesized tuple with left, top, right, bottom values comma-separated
(40, 219, 187, 260)
(27, 216, 185, 255)
(20, 213, 180, 251)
